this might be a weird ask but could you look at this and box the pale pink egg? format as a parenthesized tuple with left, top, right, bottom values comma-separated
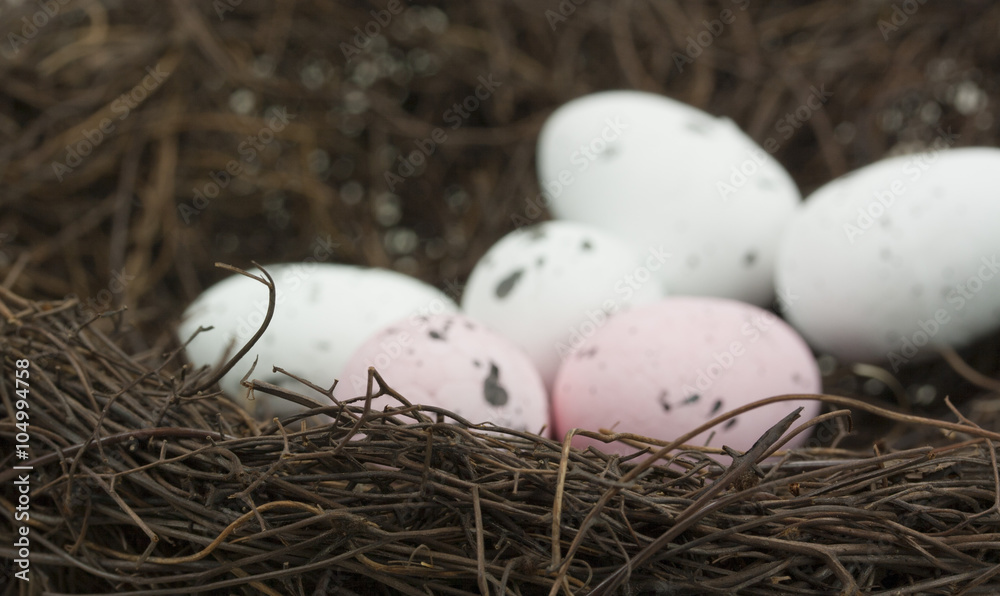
(552, 297, 822, 455)
(339, 313, 550, 434)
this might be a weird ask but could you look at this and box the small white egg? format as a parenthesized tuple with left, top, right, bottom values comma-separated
(537, 90, 801, 305)
(178, 263, 458, 418)
(461, 221, 663, 388)
(776, 146, 1000, 365)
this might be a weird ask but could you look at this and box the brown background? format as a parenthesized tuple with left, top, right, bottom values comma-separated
(1, 0, 998, 430)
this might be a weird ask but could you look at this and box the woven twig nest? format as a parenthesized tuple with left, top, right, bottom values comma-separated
(2, 286, 1000, 595)
(2, 1, 1000, 594)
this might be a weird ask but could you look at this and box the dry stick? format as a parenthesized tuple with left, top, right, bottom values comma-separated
(81, 464, 158, 547)
(614, 409, 852, 465)
(86, 500, 325, 564)
(0, 252, 31, 292)
(270, 365, 340, 398)
(550, 429, 576, 573)
(759, 409, 854, 461)
(0, 426, 232, 485)
(473, 485, 490, 596)
(249, 379, 328, 410)
(548, 399, 815, 592)
(596, 393, 1000, 447)
(253, 365, 339, 430)
(330, 367, 379, 456)
(942, 396, 1000, 521)
(20, 323, 101, 412)
(369, 367, 434, 424)
(0, 288, 18, 323)
(229, 458, 287, 502)
(956, 564, 1000, 596)
(726, 534, 858, 593)
(0, 284, 31, 309)
(220, 559, 284, 596)
(550, 408, 798, 593)
(177, 262, 276, 398)
(850, 362, 911, 410)
(152, 327, 223, 429)
(584, 408, 806, 596)
(422, 420, 436, 503)
(88, 354, 167, 462)
(938, 346, 1000, 393)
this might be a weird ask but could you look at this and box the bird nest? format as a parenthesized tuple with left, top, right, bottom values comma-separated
(3, 0, 1000, 594)
(2, 283, 1000, 595)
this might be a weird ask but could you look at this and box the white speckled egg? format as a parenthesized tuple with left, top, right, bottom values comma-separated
(776, 146, 1000, 366)
(178, 263, 458, 418)
(339, 313, 550, 433)
(537, 90, 801, 306)
(552, 297, 822, 455)
(461, 221, 664, 388)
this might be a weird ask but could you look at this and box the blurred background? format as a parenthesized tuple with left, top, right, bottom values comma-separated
(1, 0, 998, 439)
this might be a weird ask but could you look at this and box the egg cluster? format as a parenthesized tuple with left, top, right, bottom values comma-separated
(179, 90, 1000, 455)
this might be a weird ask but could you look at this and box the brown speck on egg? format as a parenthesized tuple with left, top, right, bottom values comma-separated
(659, 390, 671, 411)
(483, 362, 508, 406)
(495, 269, 524, 299)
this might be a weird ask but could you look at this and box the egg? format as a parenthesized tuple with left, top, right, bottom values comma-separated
(537, 89, 801, 306)
(776, 146, 1000, 365)
(551, 297, 822, 455)
(339, 313, 550, 433)
(178, 263, 457, 418)
(461, 221, 663, 388)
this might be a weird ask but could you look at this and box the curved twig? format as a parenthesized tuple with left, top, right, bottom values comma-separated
(178, 262, 276, 398)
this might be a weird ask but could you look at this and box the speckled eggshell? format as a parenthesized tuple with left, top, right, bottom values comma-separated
(339, 313, 550, 434)
(461, 221, 663, 389)
(178, 263, 457, 419)
(537, 90, 801, 306)
(776, 147, 1000, 363)
(552, 297, 821, 455)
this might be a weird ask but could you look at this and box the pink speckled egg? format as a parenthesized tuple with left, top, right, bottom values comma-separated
(339, 313, 550, 434)
(552, 297, 821, 454)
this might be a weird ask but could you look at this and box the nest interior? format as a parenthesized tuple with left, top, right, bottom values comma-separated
(2, 287, 1000, 595)
(1, 0, 1000, 594)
